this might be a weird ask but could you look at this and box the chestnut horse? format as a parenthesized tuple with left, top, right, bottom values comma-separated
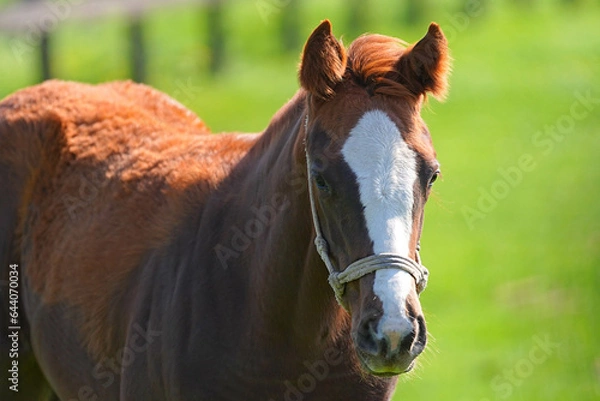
(0, 20, 449, 401)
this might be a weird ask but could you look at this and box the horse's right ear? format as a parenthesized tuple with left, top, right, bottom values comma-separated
(299, 20, 347, 100)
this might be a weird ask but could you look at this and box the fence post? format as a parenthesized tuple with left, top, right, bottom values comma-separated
(40, 32, 51, 81)
(23, 0, 51, 81)
(207, 0, 225, 74)
(129, 16, 146, 83)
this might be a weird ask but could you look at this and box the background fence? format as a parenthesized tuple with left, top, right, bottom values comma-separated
(0, 0, 483, 82)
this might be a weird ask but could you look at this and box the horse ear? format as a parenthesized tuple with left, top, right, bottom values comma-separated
(396, 23, 450, 100)
(299, 20, 347, 100)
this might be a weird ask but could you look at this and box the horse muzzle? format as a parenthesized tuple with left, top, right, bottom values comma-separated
(348, 265, 428, 376)
(354, 305, 427, 375)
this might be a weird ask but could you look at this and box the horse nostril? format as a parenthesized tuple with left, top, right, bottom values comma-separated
(412, 315, 427, 354)
(395, 316, 427, 357)
(397, 325, 416, 353)
(356, 318, 379, 356)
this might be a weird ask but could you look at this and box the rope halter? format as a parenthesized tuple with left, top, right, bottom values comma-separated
(304, 115, 429, 311)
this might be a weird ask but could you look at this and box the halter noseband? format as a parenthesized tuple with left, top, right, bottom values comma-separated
(304, 114, 429, 311)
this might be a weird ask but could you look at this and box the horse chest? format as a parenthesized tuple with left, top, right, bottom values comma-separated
(129, 329, 394, 401)
(154, 364, 394, 401)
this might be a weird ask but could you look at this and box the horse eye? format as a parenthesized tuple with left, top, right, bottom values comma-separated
(428, 170, 441, 187)
(314, 173, 330, 192)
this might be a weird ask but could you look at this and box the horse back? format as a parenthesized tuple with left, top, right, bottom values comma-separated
(0, 80, 256, 379)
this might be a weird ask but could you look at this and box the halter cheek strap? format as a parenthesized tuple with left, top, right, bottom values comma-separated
(304, 115, 429, 311)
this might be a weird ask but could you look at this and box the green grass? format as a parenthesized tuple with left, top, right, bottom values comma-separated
(1, 0, 598, 399)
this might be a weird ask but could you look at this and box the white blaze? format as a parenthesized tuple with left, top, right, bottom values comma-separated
(341, 110, 418, 349)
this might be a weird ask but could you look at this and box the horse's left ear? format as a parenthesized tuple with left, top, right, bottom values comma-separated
(299, 20, 347, 100)
(396, 23, 450, 100)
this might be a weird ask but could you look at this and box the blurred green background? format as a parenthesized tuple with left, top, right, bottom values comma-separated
(0, 0, 598, 400)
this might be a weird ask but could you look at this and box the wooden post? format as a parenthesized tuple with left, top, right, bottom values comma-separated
(129, 16, 146, 83)
(40, 32, 51, 81)
(207, 0, 225, 74)
(23, 0, 51, 81)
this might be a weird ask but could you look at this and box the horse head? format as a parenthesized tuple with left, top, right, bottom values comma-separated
(299, 20, 450, 376)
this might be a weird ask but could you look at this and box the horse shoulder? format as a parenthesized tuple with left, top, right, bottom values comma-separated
(0, 80, 257, 359)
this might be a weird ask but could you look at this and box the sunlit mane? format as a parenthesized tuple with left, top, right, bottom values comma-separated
(346, 34, 417, 99)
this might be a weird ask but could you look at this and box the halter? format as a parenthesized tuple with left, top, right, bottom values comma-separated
(304, 114, 429, 311)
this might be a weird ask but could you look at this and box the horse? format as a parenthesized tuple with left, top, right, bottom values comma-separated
(0, 20, 450, 401)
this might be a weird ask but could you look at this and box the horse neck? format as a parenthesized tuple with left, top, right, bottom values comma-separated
(235, 91, 349, 353)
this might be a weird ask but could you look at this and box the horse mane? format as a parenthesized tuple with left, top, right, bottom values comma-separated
(346, 34, 420, 99)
